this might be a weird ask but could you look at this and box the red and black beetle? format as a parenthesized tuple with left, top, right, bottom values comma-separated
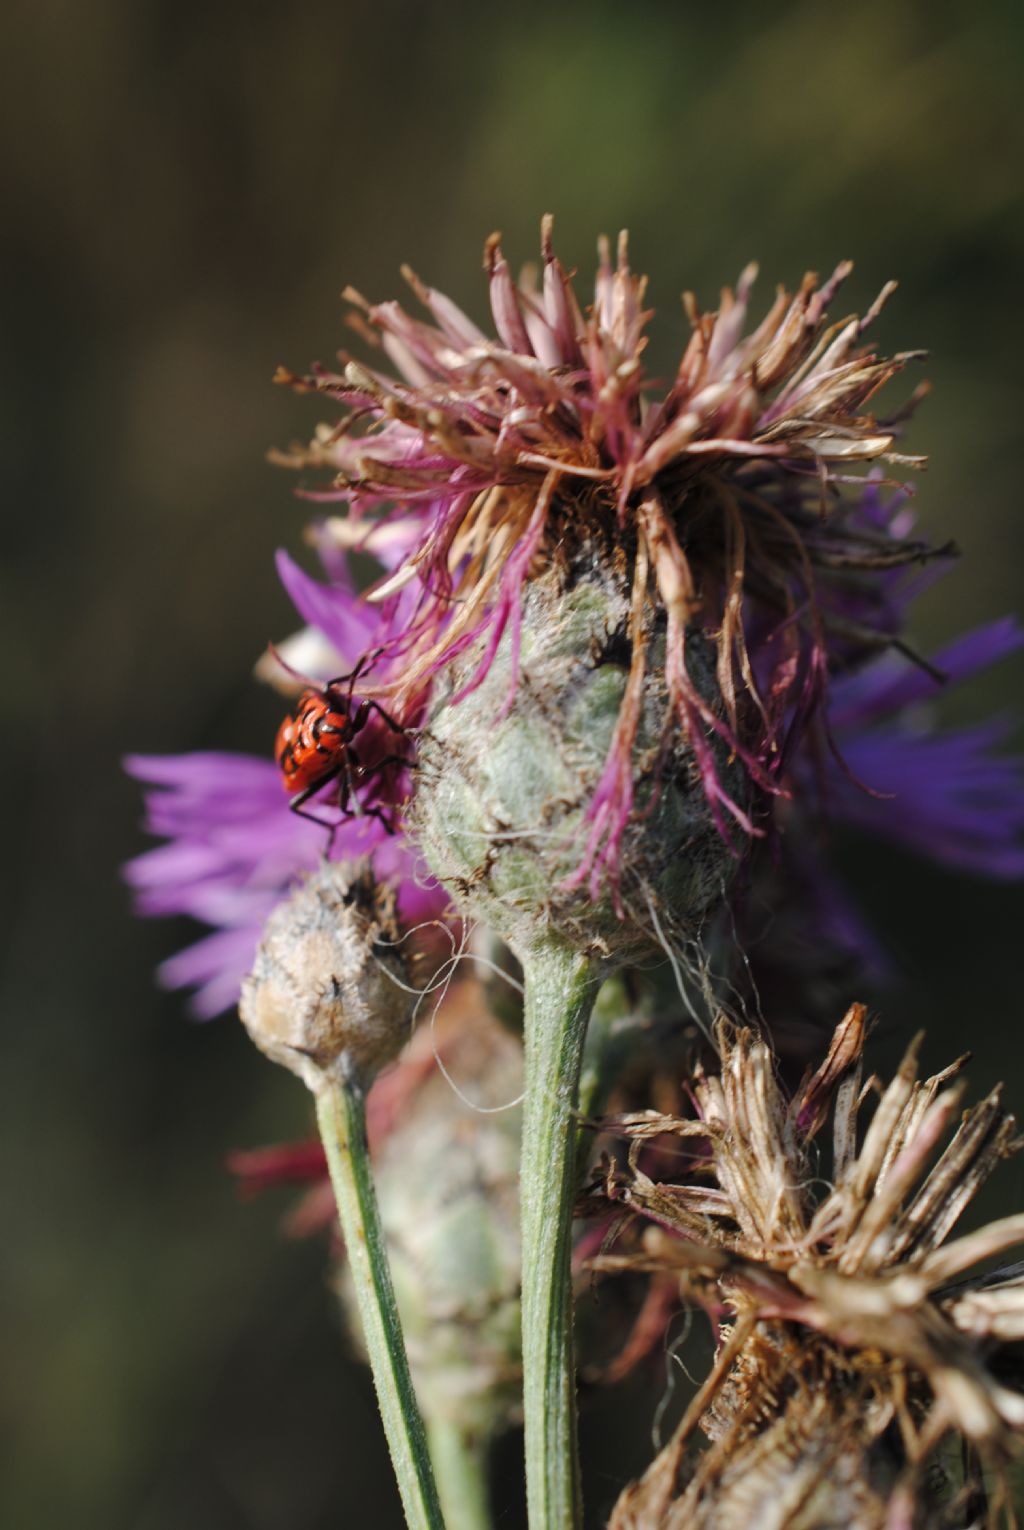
(275, 666, 408, 834)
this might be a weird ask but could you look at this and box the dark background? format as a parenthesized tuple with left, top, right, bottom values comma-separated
(3, 2, 1024, 1526)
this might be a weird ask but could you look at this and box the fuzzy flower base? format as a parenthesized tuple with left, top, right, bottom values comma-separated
(587, 1009, 1024, 1528)
(413, 549, 742, 961)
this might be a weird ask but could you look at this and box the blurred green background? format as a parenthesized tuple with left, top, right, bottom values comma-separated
(2, 1, 1024, 1525)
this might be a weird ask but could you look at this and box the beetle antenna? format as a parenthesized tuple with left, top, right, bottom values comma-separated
(264, 642, 322, 690)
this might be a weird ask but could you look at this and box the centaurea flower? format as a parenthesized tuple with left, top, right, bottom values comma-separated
(277, 220, 937, 901)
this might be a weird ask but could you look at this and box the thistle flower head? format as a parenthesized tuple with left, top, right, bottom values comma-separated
(278, 221, 934, 912)
(588, 1009, 1024, 1527)
(126, 222, 1024, 1019)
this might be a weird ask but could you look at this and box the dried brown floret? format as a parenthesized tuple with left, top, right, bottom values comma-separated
(585, 1008, 1024, 1527)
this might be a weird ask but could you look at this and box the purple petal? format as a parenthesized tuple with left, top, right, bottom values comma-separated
(274, 550, 378, 667)
(826, 718, 1024, 878)
(159, 928, 265, 1019)
(830, 618, 1024, 732)
(126, 745, 447, 1016)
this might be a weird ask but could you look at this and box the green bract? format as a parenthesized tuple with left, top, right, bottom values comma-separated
(413, 551, 742, 963)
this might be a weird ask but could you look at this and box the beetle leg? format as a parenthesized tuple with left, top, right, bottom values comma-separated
(364, 806, 398, 835)
(362, 700, 407, 736)
(368, 752, 417, 773)
(287, 767, 344, 836)
(346, 745, 398, 835)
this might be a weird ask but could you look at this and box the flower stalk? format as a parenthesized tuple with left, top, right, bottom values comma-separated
(517, 934, 602, 1530)
(237, 865, 444, 1528)
(316, 1075, 445, 1530)
(424, 1418, 491, 1530)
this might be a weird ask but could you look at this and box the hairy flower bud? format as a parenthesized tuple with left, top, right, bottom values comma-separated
(412, 549, 744, 962)
(239, 861, 413, 1091)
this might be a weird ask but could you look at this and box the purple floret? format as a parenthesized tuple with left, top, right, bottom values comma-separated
(822, 616, 1024, 878)
(124, 538, 444, 1017)
(125, 751, 437, 1018)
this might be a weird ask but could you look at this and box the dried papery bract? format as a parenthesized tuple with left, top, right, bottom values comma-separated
(588, 1009, 1024, 1529)
(239, 862, 444, 1530)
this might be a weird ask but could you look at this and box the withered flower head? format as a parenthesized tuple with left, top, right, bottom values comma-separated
(278, 220, 935, 945)
(588, 1009, 1024, 1528)
(239, 860, 413, 1090)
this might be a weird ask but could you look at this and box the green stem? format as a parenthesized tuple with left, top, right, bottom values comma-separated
(517, 935, 600, 1530)
(575, 972, 627, 1175)
(425, 1418, 492, 1530)
(316, 1076, 445, 1530)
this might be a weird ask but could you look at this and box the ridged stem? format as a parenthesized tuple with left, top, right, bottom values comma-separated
(316, 1074, 445, 1530)
(517, 935, 601, 1530)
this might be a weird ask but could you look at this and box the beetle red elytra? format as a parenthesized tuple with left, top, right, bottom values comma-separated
(274, 661, 408, 834)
